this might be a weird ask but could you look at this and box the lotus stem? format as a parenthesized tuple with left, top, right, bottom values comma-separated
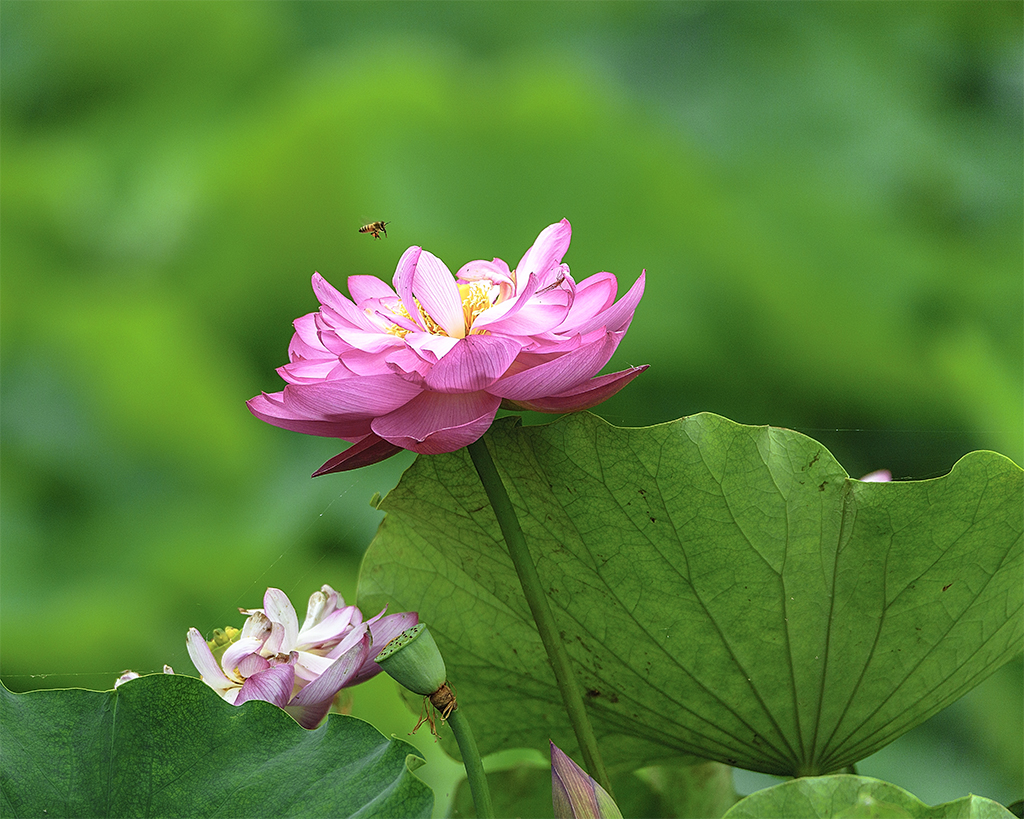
(446, 702, 494, 819)
(467, 436, 614, 798)
(377, 625, 494, 818)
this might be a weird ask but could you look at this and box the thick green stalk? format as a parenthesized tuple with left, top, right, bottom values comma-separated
(467, 436, 614, 798)
(447, 705, 494, 819)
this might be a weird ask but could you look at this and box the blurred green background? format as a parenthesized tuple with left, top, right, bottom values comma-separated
(1, 1, 1020, 814)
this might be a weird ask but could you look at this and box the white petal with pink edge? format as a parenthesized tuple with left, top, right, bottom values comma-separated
(293, 634, 372, 707)
(222, 637, 269, 675)
(299, 606, 358, 648)
(186, 629, 233, 689)
(263, 588, 300, 650)
(235, 663, 295, 707)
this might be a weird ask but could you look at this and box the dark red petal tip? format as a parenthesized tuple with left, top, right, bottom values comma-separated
(312, 436, 405, 476)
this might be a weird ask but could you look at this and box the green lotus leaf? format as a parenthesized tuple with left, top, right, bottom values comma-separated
(722, 774, 1014, 818)
(358, 412, 1022, 775)
(0, 674, 432, 818)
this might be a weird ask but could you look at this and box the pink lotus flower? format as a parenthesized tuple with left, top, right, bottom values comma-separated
(247, 219, 647, 474)
(185, 585, 417, 728)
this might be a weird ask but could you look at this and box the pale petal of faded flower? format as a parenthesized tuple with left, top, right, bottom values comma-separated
(264, 588, 300, 651)
(236, 653, 271, 677)
(292, 651, 338, 683)
(221, 637, 267, 675)
(114, 671, 139, 688)
(325, 621, 370, 660)
(235, 661, 295, 708)
(295, 634, 371, 706)
(301, 588, 333, 634)
(186, 628, 236, 694)
(299, 606, 358, 648)
(286, 634, 372, 729)
(350, 610, 420, 685)
(240, 610, 272, 639)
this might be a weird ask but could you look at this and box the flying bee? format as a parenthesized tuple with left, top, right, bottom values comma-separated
(358, 220, 390, 240)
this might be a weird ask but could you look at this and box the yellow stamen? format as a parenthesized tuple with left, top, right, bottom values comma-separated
(459, 282, 494, 335)
(385, 301, 443, 337)
(383, 283, 496, 339)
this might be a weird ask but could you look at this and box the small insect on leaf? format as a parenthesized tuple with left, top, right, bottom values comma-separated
(359, 220, 390, 239)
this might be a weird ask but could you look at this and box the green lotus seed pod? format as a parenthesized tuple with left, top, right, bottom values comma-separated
(375, 623, 447, 695)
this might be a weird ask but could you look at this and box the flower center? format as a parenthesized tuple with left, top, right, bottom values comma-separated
(459, 281, 494, 333)
(386, 281, 495, 339)
(387, 301, 442, 338)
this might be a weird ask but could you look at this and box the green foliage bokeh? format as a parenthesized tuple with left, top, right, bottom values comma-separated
(1, 1, 1021, 813)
